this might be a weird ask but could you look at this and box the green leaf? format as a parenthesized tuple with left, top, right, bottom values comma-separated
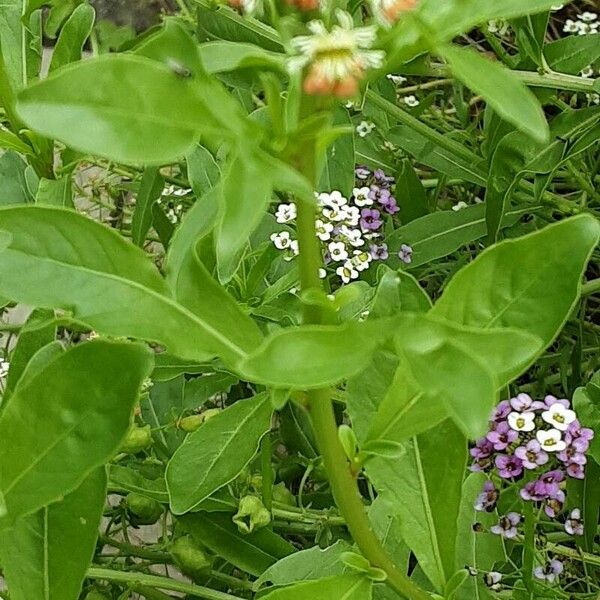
(454, 473, 505, 600)
(0, 340, 152, 526)
(440, 45, 548, 143)
(108, 464, 169, 503)
(167, 394, 272, 514)
(395, 159, 429, 223)
(131, 167, 164, 246)
(35, 176, 74, 208)
(180, 511, 293, 576)
(0, 206, 258, 365)
(544, 34, 600, 75)
(260, 574, 373, 599)
(366, 420, 467, 592)
(237, 321, 390, 389)
(0, 0, 34, 92)
(573, 375, 600, 466)
(319, 109, 355, 198)
(49, 3, 95, 71)
(198, 40, 285, 73)
(430, 215, 600, 349)
(0, 152, 32, 205)
(254, 540, 350, 589)
(0, 128, 33, 155)
(0, 467, 107, 600)
(186, 144, 220, 198)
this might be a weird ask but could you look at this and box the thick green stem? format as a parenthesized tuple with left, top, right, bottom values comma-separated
(581, 278, 600, 297)
(295, 182, 429, 599)
(87, 567, 244, 600)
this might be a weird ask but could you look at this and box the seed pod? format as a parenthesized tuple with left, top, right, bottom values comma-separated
(272, 482, 296, 506)
(125, 492, 163, 525)
(120, 424, 153, 454)
(233, 495, 271, 533)
(171, 535, 212, 578)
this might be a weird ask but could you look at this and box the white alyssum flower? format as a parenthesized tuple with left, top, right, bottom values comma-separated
(542, 403, 576, 431)
(0, 359, 9, 379)
(319, 190, 347, 208)
(270, 231, 292, 250)
(322, 205, 346, 222)
(452, 201, 468, 211)
(581, 65, 594, 78)
(537, 428, 567, 452)
(581, 11, 598, 22)
(275, 202, 297, 223)
(336, 261, 359, 283)
(339, 225, 365, 247)
(356, 120, 375, 138)
(315, 219, 334, 241)
(508, 411, 536, 432)
(586, 93, 600, 105)
(351, 249, 372, 271)
(319, 268, 327, 279)
(387, 73, 407, 86)
(403, 94, 420, 107)
(488, 20, 509, 35)
(353, 186, 373, 207)
(340, 205, 360, 226)
(329, 240, 349, 262)
(288, 10, 385, 98)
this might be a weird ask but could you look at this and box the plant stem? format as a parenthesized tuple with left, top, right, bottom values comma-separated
(87, 567, 245, 600)
(581, 278, 600, 297)
(294, 161, 430, 598)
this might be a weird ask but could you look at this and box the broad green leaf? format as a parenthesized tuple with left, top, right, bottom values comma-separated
(35, 176, 73, 208)
(261, 574, 373, 599)
(131, 167, 164, 246)
(395, 159, 428, 223)
(237, 321, 391, 389)
(0, 206, 258, 365)
(573, 375, 600, 466)
(108, 464, 169, 503)
(180, 512, 293, 576)
(319, 108, 355, 198)
(151, 352, 208, 381)
(430, 215, 600, 349)
(198, 41, 285, 73)
(183, 372, 238, 409)
(0, 128, 33, 155)
(369, 497, 411, 575)
(544, 34, 600, 75)
(2, 308, 55, 403)
(0, 152, 32, 205)
(0, 0, 33, 92)
(0, 468, 107, 600)
(370, 268, 432, 318)
(186, 144, 220, 198)
(49, 3, 95, 71)
(11, 341, 65, 396)
(167, 394, 272, 514)
(254, 540, 350, 589)
(385, 204, 528, 269)
(0, 340, 152, 526)
(440, 45, 548, 143)
(366, 421, 467, 592)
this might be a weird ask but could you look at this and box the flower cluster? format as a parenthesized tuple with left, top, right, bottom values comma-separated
(270, 167, 412, 284)
(471, 393, 594, 537)
(563, 11, 599, 35)
(157, 184, 191, 224)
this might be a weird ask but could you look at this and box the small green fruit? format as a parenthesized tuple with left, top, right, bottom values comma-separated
(120, 424, 153, 454)
(125, 493, 163, 525)
(233, 495, 271, 534)
(171, 535, 212, 577)
(272, 482, 296, 506)
(178, 414, 203, 432)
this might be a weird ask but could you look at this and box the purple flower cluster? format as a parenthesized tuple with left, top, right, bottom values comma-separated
(471, 393, 594, 537)
(355, 165, 400, 215)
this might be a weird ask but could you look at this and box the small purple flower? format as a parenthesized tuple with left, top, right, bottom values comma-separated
(492, 400, 511, 422)
(544, 395, 570, 409)
(398, 244, 413, 264)
(360, 208, 383, 232)
(495, 454, 523, 479)
(474, 480, 498, 512)
(514, 440, 549, 470)
(557, 445, 587, 467)
(368, 185, 381, 201)
(565, 508, 583, 536)
(470, 438, 494, 472)
(487, 422, 518, 451)
(537, 469, 565, 497)
(565, 420, 594, 453)
(533, 559, 563, 583)
(383, 198, 400, 214)
(544, 491, 565, 518)
(491, 512, 520, 539)
(520, 480, 543, 502)
(377, 188, 392, 205)
(566, 462, 585, 479)
(355, 166, 370, 180)
(510, 393, 535, 412)
(373, 169, 394, 186)
(369, 243, 389, 260)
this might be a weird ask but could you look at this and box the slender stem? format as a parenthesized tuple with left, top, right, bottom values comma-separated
(581, 278, 600, 297)
(294, 164, 430, 599)
(261, 432, 273, 513)
(522, 502, 535, 594)
(87, 567, 245, 600)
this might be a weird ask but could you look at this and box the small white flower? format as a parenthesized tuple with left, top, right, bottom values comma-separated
(542, 403, 576, 431)
(563, 18, 580, 33)
(275, 202, 297, 224)
(580, 11, 598, 23)
(508, 411, 536, 432)
(403, 95, 420, 107)
(586, 93, 600, 105)
(315, 219, 334, 241)
(353, 186, 373, 207)
(172, 187, 192, 197)
(318, 268, 327, 279)
(271, 231, 292, 250)
(0, 359, 9, 379)
(336, 260, 359, 283)
(290, 240, 299, 255)
(351, 249, 372, 271)
(580, 65, 594, 78)
(339, 225, 365, 247)
(319, 190, 347, 209)
(452, 201, 468, 211)
(551, 3, 563, 10)
(340, 205, 360, 226)
(536, 429, 567, 452)
(288, 10, 385, 98)
(387, 73, 407, 85)
(487, 19, 510, 35)
(328, 241, 349, 261)
(356, 120, 375, 138)
(322, 206, 346, 222)
(363, 232, 381, 241)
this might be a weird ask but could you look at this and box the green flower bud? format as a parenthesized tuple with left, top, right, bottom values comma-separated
(233, 495, 271, 534)
(171, 535, 212, 577)
(249, 473, 263, 491)
(201, 408, 221, 423)
(125, 493, 163, 525)
(177, 414, 204, 432)
(272, 482, 296, 506)
(120, 424, 153, 454)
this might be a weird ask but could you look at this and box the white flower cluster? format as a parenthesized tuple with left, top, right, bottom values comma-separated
(563, 11, 599, 35)
(157, 184, 191, 224)
(0, 358, 9, 380)
(270, 190, 386, 284)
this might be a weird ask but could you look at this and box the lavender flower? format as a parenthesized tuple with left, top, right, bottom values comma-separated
(487, 422, 518, 451)
(565, 508, 584, 536)
(565, 420, 594, 453)
(398, 244, 413, 264)
(474, 480, 498, 512)
(510, 393, 537, 412)
(533, 559, 563, 583)
(514, 440, 549, 469)
(369, 243, 389, 260)
(355, 165, 370, 180)
(360, 208, 383, 231)
(492, 400, 511, 422)
(495, 454, 524, 479)
(491, 513, 520, 539)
